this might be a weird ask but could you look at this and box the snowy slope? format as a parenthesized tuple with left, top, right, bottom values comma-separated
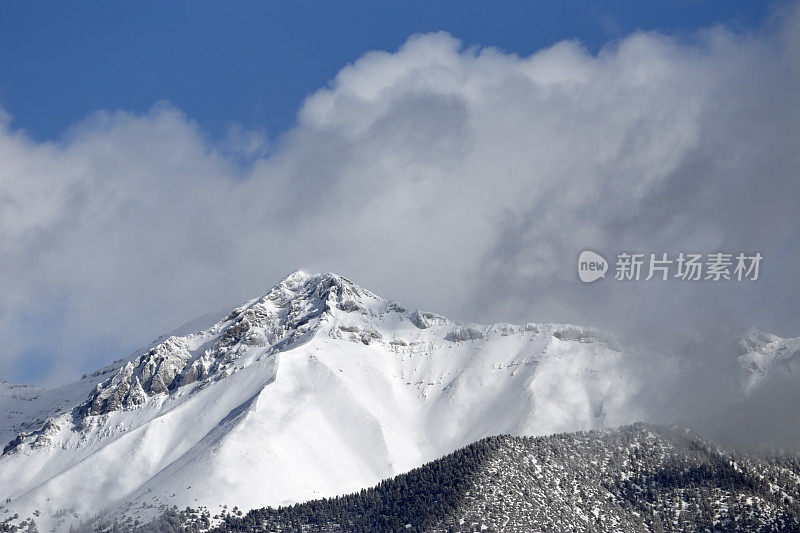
(737, 327, 800, 392)
(0, 271, 788, 531)
(0, 308, 233, 450)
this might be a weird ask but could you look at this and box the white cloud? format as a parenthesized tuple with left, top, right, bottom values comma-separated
(1, 6, 799, 384)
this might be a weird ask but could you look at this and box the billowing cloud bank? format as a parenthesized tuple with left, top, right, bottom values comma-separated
(1, 5, 799, 384)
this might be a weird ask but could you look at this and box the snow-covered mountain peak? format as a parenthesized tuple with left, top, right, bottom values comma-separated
(737, 326, 800, 392)
(2, 272, 795, 531)
(61, 269, 630, 429)
(72, 271, 385, 421)
(271, 270, 381, 314)
(3, 270, 407, 452)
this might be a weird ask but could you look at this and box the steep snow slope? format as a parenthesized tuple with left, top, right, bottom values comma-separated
(0, 271, 787, 531)
(0, 309, 233, 449)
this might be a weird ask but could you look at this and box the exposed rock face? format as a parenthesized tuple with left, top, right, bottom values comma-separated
(359, 328, 383, 345)
(553, 325, 623, 352)
(80, 338, 190, 416)
(77, 271, 376, 419)
(445, 326, 485, 342)
(410, 310, 446, 329)
(2, 418, 60, 455)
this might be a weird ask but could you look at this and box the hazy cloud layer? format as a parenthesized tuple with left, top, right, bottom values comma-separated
(1, 5, 799, 385)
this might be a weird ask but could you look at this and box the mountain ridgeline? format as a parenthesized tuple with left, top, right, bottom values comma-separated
(1, 271, 799, 531)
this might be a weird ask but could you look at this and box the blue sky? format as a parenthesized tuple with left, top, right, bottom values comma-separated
(0, 1, 774, 143)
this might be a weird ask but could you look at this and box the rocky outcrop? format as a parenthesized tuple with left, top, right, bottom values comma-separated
(2, 418, 60, 455)
(553, 325, 622, 351)
(445, 326, 485, 342)
(410, 310, 447, 329)
(75, 271, 379, 419)
(79, 337, 191, 416)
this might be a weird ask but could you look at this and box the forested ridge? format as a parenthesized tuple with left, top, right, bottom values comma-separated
(69, 423, 800, 532)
